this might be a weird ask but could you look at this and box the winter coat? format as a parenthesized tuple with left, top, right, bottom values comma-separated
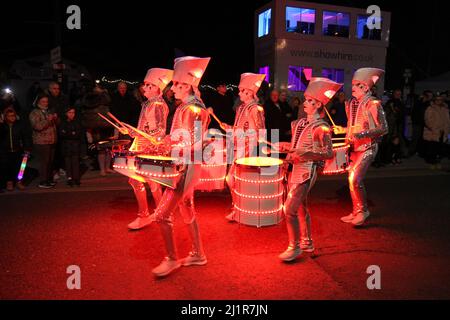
(59, 119, 84, 156)
(423, 103, 450, 142)
(0, 120, 32, 153)
(29, 107, 57, 145)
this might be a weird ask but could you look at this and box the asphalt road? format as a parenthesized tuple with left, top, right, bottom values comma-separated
(0, 161, 449, 300)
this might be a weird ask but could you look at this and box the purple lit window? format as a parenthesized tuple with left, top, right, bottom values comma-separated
(322, 68, 344, 90)
(288, 66, 312, 91)
(357, 15, 382, 40)
(259, 66, 270, 83)
(323, 11, 350, 38)
(286, 7, 315, 35)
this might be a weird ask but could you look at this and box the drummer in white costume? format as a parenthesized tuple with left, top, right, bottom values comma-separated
(276, 78, 341, 261)
(151, 56, 211, 277)
(333, 68, 388, 226)
(120, 68, 173, 230)
(219, 73, 266, 222)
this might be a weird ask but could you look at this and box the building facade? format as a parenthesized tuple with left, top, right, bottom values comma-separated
(255, 0, 390, 97)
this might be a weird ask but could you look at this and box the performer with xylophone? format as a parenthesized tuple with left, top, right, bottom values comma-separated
(151, 56, 211, 277)
(276, 78, 341, 261)
(333, 68, 388, 226)
(218, 73, 266, 222)
(118, 68, 173, 230)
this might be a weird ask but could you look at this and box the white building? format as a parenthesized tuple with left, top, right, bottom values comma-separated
(254, 0, 391, 97)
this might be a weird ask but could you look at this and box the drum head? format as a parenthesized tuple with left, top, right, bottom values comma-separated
(235, 157, 283, 167)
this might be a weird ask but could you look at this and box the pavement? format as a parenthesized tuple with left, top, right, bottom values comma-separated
(0, 156, 449, 300)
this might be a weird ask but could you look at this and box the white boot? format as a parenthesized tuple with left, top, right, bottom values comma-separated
(182, 220, 207, 266)
(128, 213, 155, 230)
(352, 211, 370, 226)
(340, 213, 356, 223)
(225, 210, 236, 222)
(181, 252, 207, 266)
(300, 239, 315, 253)
(152, 257, 181, 277)
(279, 245, 302, 262)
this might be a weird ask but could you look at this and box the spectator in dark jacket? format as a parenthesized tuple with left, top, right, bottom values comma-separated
(59, 107, 84, 186)
(384, 89, 405, 164)
(329, 92, 348, 127)
(203, 82, 235, 130)
(163, 86, 182, 134)
(279, 90, 293, 140)
(47, 82, 70, 118)
(110, 82, 141, 128)
(47, 82, 70, 179)
(81, 86, 115, 176)
(0, 108, 32, 191)
(264, 89, 289, 142)
(409, 90, 433, 156)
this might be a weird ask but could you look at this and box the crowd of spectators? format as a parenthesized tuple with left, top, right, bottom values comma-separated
(1, 78, 449, 193)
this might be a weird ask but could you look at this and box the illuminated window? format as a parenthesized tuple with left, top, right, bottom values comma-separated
(258, 9, 271, 38)
(357, 15, 382, 40)
(288, 66, 312, 91)
(286, 7, 315, 35)
(322, 68, 344, 90)
(259, 66, 270, 83)
(322, 11, 350, 38)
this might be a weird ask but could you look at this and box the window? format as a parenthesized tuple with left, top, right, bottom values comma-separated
(357, 15, 382, 40)
(259, 66, 270, 83)
(258, 9, 271, 37)
(286, 7, 315, 35)
(322, 11, 350, 38)
(322, 68, 344, 90)
(288, 66, 312, 91)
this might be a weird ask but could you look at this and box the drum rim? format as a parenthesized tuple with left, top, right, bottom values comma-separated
(235, 157, 283, 167)
(136, 154, 177, 161)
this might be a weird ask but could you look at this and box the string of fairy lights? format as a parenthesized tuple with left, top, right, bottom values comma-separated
(97, 76, 239, 91)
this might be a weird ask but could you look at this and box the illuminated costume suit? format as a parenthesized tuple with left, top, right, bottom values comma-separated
(225, 73, 266, 221)
(280, 78, 340, 261)
(340, 68, 388, 226)
(152, 57, 211, 277)
(127, 68, 173, 230)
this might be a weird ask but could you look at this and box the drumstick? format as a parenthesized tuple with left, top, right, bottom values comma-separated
(207, 108, 227, 131)
(324, 107, 337, 127)
(98, 113, 125, 132)
(107, 112, 127, 129)
(122, 122, 162, 145)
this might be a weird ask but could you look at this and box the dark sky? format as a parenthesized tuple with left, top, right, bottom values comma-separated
(1, 0, 449, 89)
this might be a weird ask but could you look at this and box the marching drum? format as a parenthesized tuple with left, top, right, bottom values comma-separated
(135, 155, 182, 189)
(112, 151, 146, 182)
(197, 137, 228, 192)
(234, 157, 284, 227)
(322, 143, 350, 175)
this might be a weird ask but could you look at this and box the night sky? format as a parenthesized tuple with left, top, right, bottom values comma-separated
(1, 0, 449, 89)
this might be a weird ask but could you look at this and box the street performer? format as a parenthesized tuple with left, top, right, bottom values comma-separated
(276, 77, 341, 261)
(333, 68, 388, 226)
(219, 73, 266, 222)
(151, 56, 211, 277)
(119, 68, 173, 230)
